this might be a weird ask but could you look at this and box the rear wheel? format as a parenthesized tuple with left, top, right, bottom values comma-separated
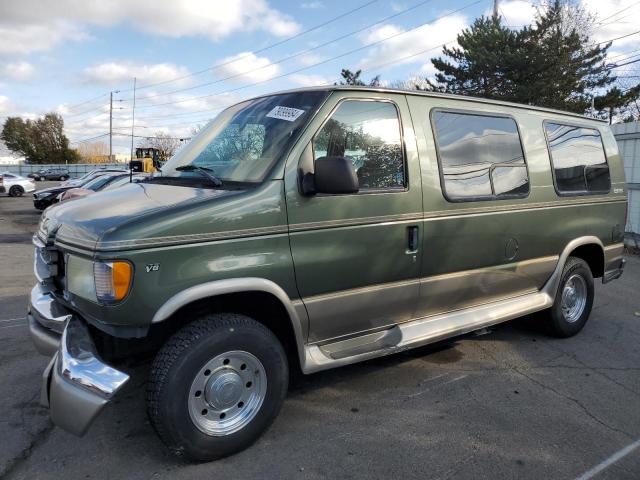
(9, 186, 23, 197)
(147, 313, 288, 462)
(60, 175, 68, 181)
(545, 256, 594, 337)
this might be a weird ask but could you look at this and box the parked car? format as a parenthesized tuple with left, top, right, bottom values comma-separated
(61, 168, 127, 187)
(28, 168, 70, 181)
(28, 87, 627, 462)
(59, 173, 147, 202)
(0, 172, 36, 197)
(33, 171, 125, 210)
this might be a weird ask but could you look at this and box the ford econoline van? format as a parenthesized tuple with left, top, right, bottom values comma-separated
(29, 86, 626, 461)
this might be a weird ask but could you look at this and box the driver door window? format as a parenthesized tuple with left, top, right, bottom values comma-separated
(312, 100, 405, 191)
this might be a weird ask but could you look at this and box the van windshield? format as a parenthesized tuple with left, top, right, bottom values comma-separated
(161, 91, 328, 185)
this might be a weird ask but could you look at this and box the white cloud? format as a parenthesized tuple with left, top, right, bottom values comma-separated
(289, 73, 332, 87)
(0, 95, 12, 114)
(296, 52, 324, 67)
(0, 0, 300, 55)
(82, 62, 191, 86)
(301, 1, 323, 8)
(0, 21, 89, 55)
(0, 61, 35, 80)
(217, 52, 280, 83)
(489, 0, 537, 27)
(357, 14, 468, 72)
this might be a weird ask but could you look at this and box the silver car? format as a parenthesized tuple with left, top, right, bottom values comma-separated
(0, 172, 36, 197)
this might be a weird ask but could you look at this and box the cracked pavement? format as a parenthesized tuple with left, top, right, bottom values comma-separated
(1, 185, 639, 479)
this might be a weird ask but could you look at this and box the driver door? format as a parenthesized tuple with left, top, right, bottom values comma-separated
(285, 92, 423, 343)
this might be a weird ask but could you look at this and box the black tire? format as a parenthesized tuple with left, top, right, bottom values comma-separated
(60, 175, 68, 181)
(147, 313, 288, 462)
(545, 256, 594, 338)
(9, 185, 23, 197)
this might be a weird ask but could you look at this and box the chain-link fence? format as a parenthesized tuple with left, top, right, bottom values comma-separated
(0, 163, 127, 178)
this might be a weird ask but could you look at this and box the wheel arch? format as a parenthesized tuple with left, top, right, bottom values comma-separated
(151, 278, 307, 371)
(542, 236, 604, 299)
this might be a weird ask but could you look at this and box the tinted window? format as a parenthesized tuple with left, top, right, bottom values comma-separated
(313, 100, 404, 190)
(544, 123, 610, 194)
(432, 111, 528, 200)
(85, 175, 118, 191)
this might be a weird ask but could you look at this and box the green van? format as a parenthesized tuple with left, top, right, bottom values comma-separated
(29, 86, 627, 461)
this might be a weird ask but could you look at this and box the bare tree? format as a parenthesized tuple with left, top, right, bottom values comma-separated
(140, 132, 182, 162)
(77, 141, 110, 163)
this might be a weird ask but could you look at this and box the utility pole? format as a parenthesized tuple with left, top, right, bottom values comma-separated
(109, 90, 121, 164)
(130, 77, 136, 183)
(493, 0, 499, 19)
(109, 91, 113, 163)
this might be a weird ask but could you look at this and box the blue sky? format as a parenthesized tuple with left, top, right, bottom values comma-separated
(0, 0, 639, 155)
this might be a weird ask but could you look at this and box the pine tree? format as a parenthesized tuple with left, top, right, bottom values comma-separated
(429, 16, 521, 99)
(428, 1, 617, 114)
(336, 69, 381, 87)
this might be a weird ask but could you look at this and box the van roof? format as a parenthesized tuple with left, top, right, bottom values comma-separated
(257, 85, 606, 124)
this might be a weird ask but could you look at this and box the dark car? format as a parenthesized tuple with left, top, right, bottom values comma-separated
(28, 168, 70, 181)
(33, 172, 130, 210)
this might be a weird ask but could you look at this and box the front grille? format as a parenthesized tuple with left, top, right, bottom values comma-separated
(33, 233, 64, 294)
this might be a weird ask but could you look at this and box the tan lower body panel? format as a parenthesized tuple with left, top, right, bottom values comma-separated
(415, 255, 559, 319)
(305, 255, 558, 345)
(604, 243, 624, 271)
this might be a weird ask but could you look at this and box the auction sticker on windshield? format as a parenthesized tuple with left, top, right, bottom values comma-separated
(266, 106, 305, 122)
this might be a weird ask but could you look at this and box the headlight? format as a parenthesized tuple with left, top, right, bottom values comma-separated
(94, 261, 133, 303)
(67, 256, 133, 304)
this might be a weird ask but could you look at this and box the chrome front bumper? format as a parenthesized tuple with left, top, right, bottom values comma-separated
(28, 284, 130, 436)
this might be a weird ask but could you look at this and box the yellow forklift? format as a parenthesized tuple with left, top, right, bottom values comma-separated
(130, 147, 161, 173)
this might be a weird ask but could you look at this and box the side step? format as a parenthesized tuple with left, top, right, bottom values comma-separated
(304, 291, 553, 373)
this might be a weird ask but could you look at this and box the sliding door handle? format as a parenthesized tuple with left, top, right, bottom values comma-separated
(407, 226, 419, 253)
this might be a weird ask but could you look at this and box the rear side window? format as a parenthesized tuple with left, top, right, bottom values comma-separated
(313, 100, 405, 191)
(544, 122, 610, 195)
(432, 110, 529, 201)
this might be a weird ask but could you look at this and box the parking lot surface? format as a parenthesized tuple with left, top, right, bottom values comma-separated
(1, 186, 639, 480)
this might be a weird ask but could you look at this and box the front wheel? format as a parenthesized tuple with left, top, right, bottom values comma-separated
(60, 175, 68, 181)
(9, 186, 23, 197)
(147, 313, 288, 462)
(545, 256, 594, 337)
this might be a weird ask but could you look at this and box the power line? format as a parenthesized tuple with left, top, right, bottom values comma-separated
(130, 0, 438, 103)
(69, 133, 110, 145)
(18, 0, 382, 125)
(596, 1, 640, 25)
(609, 57, 640, 70)
(112, 130, 192, 141)
(119, 0, 379, 92)
(130, 0, 484, 111)
(61, 93, 110, 113)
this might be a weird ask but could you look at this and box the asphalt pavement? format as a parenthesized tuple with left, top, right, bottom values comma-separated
(0, 184, 639, 480)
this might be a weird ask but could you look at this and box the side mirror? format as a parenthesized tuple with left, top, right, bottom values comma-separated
(314, 156, 359, 194)
(302, 156, 359, 195)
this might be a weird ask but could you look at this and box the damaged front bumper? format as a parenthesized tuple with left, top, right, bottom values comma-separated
(28, 284, 130, 436)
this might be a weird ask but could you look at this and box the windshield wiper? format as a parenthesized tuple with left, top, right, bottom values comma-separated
(175, 165, 223, 187)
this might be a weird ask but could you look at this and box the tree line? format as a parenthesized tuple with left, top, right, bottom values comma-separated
(0, 111, 182, 165)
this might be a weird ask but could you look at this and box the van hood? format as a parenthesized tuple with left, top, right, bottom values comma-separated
(39, 182, 242, 251)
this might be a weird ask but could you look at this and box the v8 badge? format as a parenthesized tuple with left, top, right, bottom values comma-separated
(145, 263, 160, 273)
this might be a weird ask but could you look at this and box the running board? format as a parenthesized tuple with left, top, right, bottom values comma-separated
(302, 291, 553, 374)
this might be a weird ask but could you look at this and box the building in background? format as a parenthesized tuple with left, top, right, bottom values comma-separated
(613, 121, 640, 246)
